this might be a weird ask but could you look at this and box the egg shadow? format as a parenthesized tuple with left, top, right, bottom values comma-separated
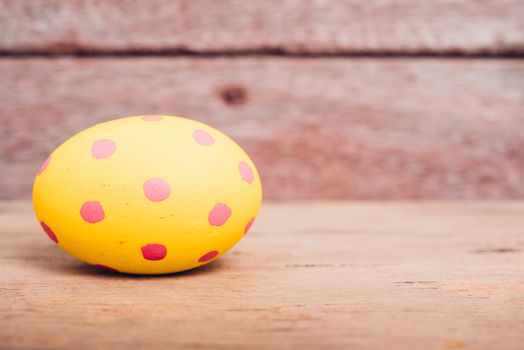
(52, 258, 228, 279)
(90, 259, 227, 279)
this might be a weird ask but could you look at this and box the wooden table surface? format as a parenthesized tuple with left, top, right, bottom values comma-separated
(1, 201, 523, 350)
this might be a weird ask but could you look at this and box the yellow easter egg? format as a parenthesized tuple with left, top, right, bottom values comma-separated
(32, 115, 262, 274)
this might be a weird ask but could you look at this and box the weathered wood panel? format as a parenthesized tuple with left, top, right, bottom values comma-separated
(1, 201, 523, 349)
(1, 57, 524, 200)
(1, 0, 523, 54)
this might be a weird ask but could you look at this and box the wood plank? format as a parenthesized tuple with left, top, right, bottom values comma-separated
(2, 57, 524, 200)
(1, 0, 523, 54)
(1, 200, 523, 349)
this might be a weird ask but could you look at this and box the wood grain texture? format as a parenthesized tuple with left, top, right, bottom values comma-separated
(2, 57, 524, 200)
(1, 201, 523, 349)
(1, 0, 523, 54)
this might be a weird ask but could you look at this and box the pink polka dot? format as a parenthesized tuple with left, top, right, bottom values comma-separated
(80, 201, 105, 223)
(239, 161, 255, 184)
(198, 250, 219, 263)
(40, 221, 58, 243)
(208, 202, 232, 226)
(142, 115, 162, 121)
(244, 217, 256, 235)
(193, 129, 215, 146)
(95, 264, 119, 273)
(141, 244, 167, 261)
(91, 139, 116, 159)
(37, 156, 51, 175)
(143, 178, 171, 202)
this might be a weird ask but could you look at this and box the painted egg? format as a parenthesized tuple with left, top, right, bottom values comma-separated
(33, 115, 262, 274)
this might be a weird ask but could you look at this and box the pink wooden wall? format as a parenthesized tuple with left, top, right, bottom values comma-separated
(1, 0, 524, 200)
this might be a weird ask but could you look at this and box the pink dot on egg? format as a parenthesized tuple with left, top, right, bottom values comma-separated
(95, 264, 119, 273)
(141, 244, 167, 261)
(142, 115, 162, 121)
(37, 156, 51, 175)
(91, 139, 116, 159)
(198, 250, 219, 263)
(143, 178, 171, 202)
(239, 161, 255, 184)
(193, 129, 215, 146)
(40, 221, 58, 243)
(244, 217, 256, 235)
(208, 202, 232, 226)
(80, 201, 105, 223)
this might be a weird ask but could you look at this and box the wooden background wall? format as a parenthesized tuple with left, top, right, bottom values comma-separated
(1, 0, 524, 200)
